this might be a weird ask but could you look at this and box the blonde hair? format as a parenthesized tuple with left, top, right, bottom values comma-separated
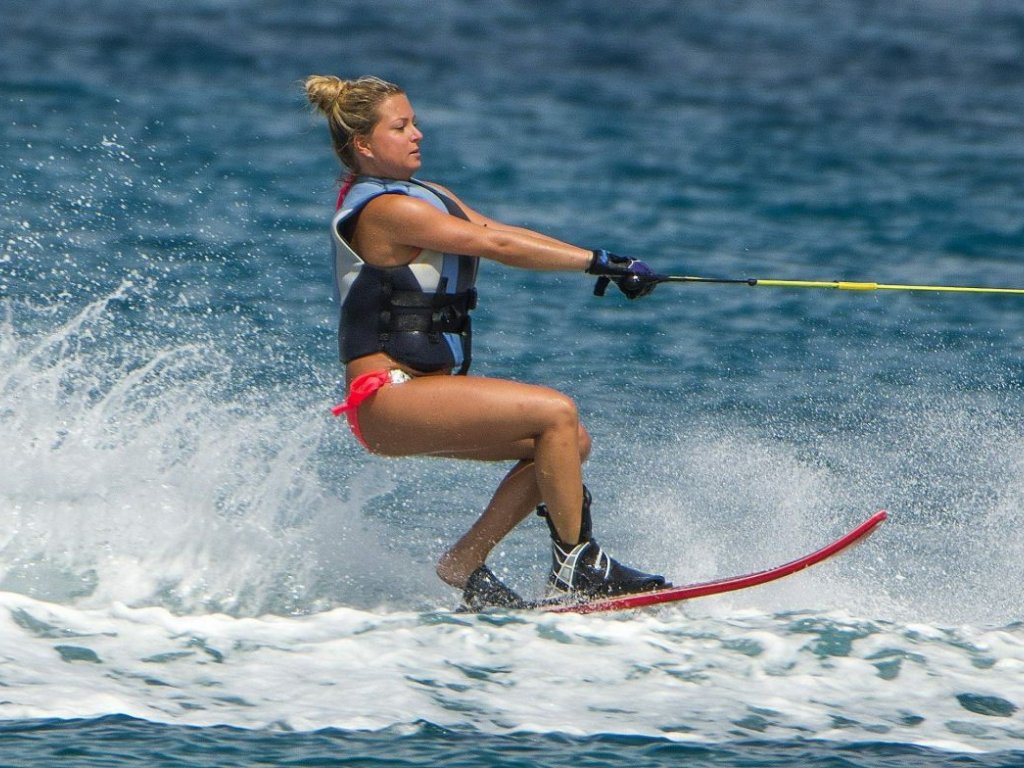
(304, 75, 404, 170)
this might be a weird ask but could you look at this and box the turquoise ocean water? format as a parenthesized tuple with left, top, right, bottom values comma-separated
(3, 1, 1024, 765)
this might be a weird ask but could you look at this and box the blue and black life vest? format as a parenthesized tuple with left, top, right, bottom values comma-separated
(331, 177, 479, 374)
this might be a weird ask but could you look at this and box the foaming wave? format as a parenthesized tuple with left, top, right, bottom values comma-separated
(628, 392, 1024, 628)
(0, 287, 422, 615)
(2, 590, 1022, 753)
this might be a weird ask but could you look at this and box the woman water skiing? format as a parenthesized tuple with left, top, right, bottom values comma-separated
(306, 74, 667, 609)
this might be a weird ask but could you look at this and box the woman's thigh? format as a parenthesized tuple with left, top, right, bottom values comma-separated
(357, 375, 588, 461)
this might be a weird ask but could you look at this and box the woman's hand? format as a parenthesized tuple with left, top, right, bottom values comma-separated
(587, 250, 660, 299)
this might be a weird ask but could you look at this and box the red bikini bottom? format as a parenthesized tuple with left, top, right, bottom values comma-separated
(332, 369, 411, 449)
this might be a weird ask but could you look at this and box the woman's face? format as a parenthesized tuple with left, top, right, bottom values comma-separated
(356, 93, 423, 179)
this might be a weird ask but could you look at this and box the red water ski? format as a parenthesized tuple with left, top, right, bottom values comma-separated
(542, 510, 888, 614)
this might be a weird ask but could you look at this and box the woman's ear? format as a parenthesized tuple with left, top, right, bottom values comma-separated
(353, 134, 373, 159)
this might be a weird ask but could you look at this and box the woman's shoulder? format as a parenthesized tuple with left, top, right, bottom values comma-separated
(354, 177, 470, 226)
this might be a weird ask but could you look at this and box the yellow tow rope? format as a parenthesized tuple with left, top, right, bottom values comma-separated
(659, 275, 1024, 295)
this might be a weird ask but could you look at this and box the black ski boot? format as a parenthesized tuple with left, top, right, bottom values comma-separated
(537, 486, 668, 600)
(460, 565, 529, 611)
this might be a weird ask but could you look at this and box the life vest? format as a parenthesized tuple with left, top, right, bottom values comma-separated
(331, 177, 478, 374)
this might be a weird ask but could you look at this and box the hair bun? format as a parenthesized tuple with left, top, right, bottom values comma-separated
(304, 74, 348, 114)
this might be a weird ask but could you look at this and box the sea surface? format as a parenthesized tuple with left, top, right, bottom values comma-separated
(3, 1, 1024, 765)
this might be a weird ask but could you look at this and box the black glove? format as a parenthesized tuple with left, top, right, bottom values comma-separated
(586, 249, 660, 299)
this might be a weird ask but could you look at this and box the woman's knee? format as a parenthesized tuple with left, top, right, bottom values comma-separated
(538, 392, 589, 459)
(541, 391, 580, 430)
